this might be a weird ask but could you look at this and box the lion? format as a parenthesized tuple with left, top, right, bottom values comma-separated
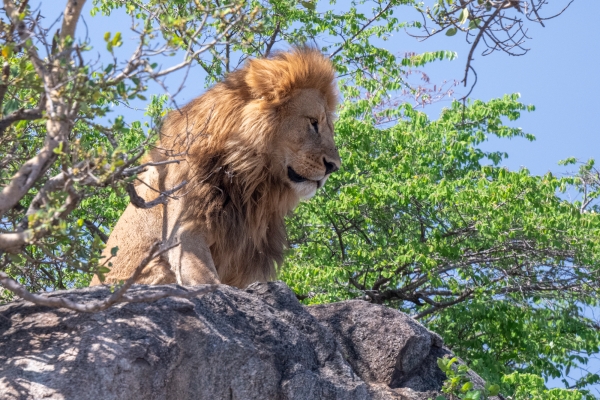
(90, 48, 340, 288)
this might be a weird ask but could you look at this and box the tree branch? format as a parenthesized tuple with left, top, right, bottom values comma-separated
(329, 1, 395, 59)
(264, 21, 280, 57)
(0, 0, 79, 218)
(84, 220, 108, 243)
(1, 178, 81, 252)
(60, 0, 86, 41)
(0, 62, 10, 117)
(0, 107, 44, 136)
(126, 180, 188, 209)
(0, 241, 217, 312)
(413, 290, 473, 319)
(462, 2, 505, 88)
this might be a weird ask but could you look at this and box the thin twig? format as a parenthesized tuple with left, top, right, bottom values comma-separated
(84, 220, 108, 243)
(329, 0, 395, 59)
(462, 3, 505, 87)
(126, 180, 188, 209)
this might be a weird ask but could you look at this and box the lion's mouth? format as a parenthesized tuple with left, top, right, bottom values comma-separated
(288, 166, 324, 190)
(287, 166, 309, 183)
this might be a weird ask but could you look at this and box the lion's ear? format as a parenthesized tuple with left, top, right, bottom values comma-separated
(245, 57, 295, 105)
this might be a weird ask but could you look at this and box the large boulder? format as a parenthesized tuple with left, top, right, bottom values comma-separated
(0, 282, 366, 400)
(309, 301, 494, 400)
(0, 281, 492, 399)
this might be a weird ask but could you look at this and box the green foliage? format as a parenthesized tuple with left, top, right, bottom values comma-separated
(434, 358, 585, 399)
(435, 356, 500, 399)
(283, 94, 600, 301)
(282, 92, 600, 392)
(502, 372, 585, 400)
(433, 299, 600, 394)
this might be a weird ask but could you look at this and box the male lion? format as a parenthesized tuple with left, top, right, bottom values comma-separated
(90, 48, 340, 288)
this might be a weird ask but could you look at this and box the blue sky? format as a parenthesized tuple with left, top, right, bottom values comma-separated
(33, 0, 600, 394)
(408, 1, 600, 178)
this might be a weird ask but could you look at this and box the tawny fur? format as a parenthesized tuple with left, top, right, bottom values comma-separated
(90, 48, 340, 288)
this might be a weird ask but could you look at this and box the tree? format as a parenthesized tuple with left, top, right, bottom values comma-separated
(282, 92, 599, 396)
(0, 0, 593, 397)
(0, 0, 259, 303)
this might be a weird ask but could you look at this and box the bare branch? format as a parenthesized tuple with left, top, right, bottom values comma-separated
(411, 0, 576, 95)
(84, 219, 108, 243)
(126, 180, 188, 209)
(60, 0, 86, 41)
(0, 241, 218, 312)
(327, 214, 346, 262)
(0, 144, 59, 219)
(413, 290, 474, 319)
(0, 107, 44, 136)
(462, 3, 504, 88)
(0, 230, 32, 252)
(264, 21, 280, 57)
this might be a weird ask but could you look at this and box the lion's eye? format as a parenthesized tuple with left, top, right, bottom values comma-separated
(310, 118, 319, 134)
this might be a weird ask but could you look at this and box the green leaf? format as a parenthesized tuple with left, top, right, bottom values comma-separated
(437, 358, 448, 372)
(2, 44, 13, 58)
(487, 384, 500, 396)
(112, 32, 122, 47)
(300, 1, 316, 11)
(459, 8, 469, 25)
(446, 27, 458, 36)
(559, 157, 577, 166)
(110, 246, 119, 257)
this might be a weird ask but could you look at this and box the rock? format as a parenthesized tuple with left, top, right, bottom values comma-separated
(0, 281, 496, 399)
(309, 300, 498, 400)
(0, 282, 367, 400)
(309, 300, 443, 389)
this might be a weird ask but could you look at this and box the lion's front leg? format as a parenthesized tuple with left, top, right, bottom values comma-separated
(171, 228, 221, 286)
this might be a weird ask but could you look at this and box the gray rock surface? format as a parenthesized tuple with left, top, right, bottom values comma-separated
(0, 282, 366, 400)
(309, 300, 497, 400)
(0, 281, 495, 400)
(309, 300, 445, 389)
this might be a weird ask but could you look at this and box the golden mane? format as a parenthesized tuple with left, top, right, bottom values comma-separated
(149, 48, 338, 287)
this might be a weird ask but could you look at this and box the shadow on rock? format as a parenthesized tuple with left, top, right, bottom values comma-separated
(1, 282, 496, 400)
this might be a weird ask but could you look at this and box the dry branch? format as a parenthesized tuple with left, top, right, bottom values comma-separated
(412, 0, 576, 93)
(60, 0, 86, 41)
(0, 241, 218, 312)
(0, 107, 44, 135)
(126, 180, 188, 209)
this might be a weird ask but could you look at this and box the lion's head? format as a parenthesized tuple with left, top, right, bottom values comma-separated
(271, 87, 340, 199)
(240, 50, 340, 200)
(116, 48, 341, 288)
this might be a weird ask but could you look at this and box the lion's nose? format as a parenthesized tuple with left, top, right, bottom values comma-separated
(324, 158, 339, 175)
